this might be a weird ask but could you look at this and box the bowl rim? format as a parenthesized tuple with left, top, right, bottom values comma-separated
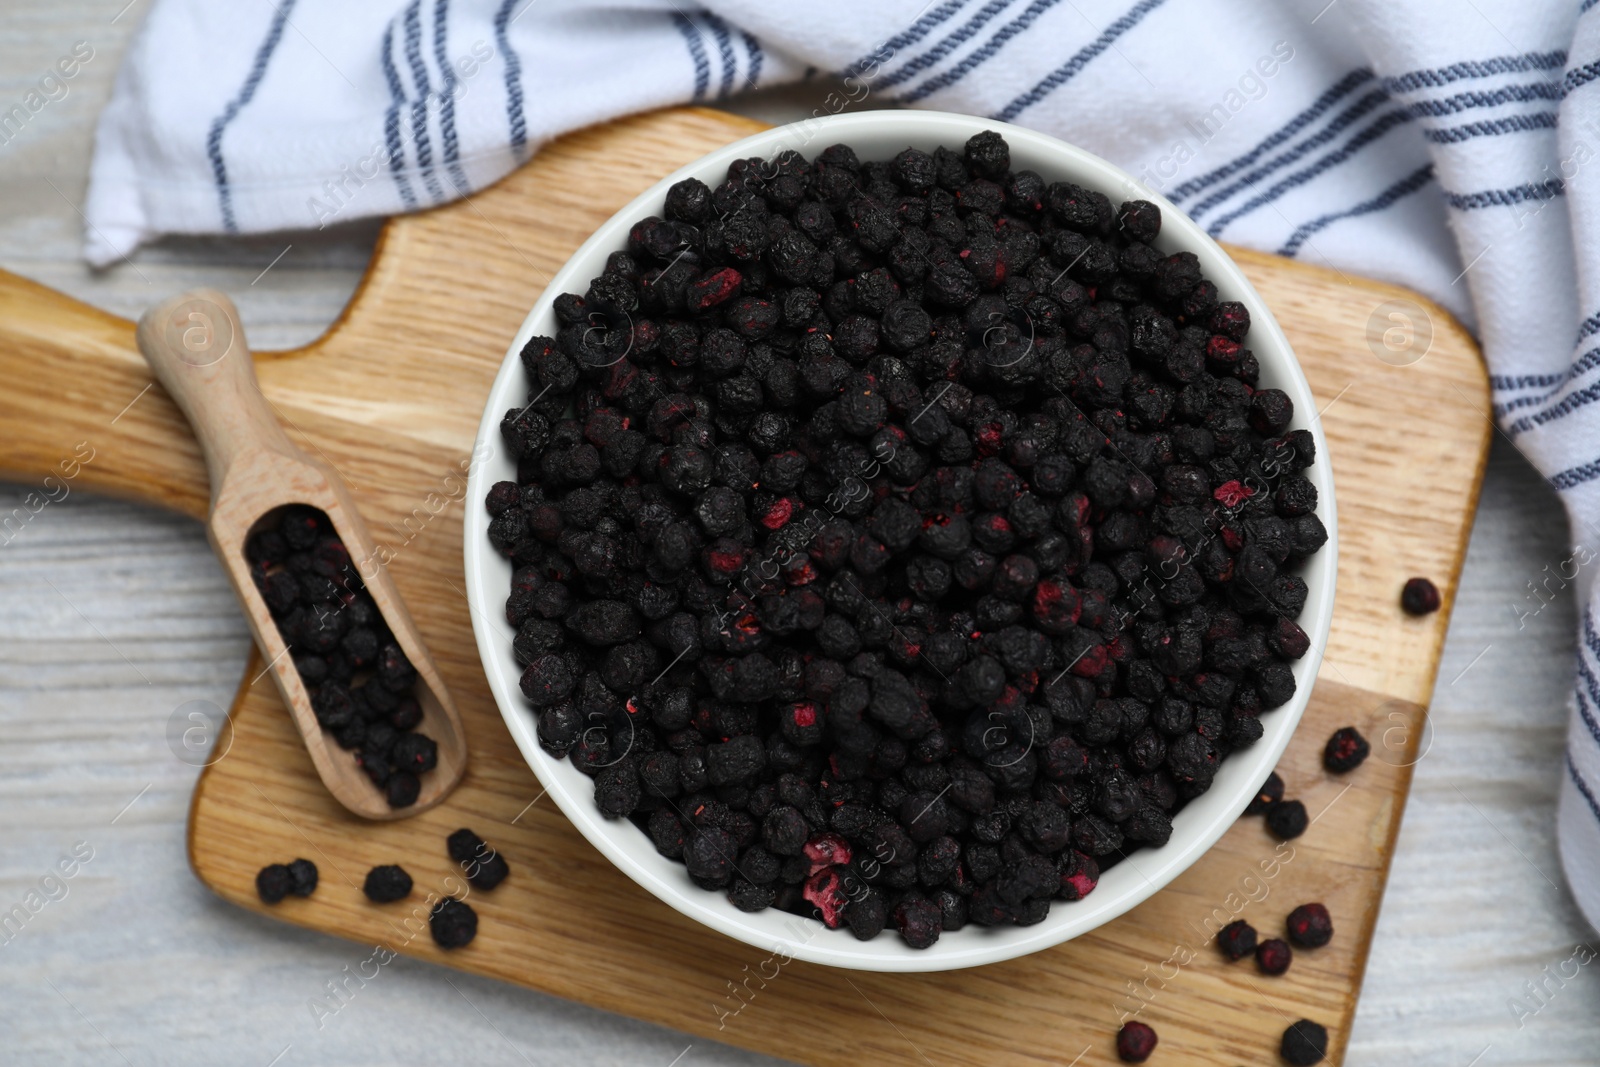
(463, 108, 1338, 972)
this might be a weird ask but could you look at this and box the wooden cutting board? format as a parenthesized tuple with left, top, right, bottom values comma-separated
(0, 107, 1489, 1065)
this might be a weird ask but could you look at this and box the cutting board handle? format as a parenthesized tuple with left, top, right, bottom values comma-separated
(0, 268, 211, 520)
(135, 288, 295, 496)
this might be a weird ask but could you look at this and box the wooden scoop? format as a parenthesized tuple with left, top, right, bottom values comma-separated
(136, 289, 467, 819)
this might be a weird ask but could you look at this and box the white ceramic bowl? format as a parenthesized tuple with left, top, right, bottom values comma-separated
(464, 110, 1337, 972)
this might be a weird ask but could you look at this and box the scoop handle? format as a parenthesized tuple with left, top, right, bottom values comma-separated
(135, 289, 296, 496)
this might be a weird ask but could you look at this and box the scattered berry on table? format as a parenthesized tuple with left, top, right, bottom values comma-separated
(1217, 918, 1257, 960)
(248, 505, 436, 808)
(488, 132, 1328, 945)
(1245, 771, 1284, 815)
(256, 863, 293, 904)
(429, 897, 478, 949)
(447, 828, 511, 891)
(1256, 937, 1292, 975)
(1116, 1020, 1158, 1062)
(1280, 1019, 1329, 1064)
(363, 864, 414, 903)
(1322, 727, 1369, 773)
(1399, 577, 1440, 616)
(1265, 799, 1309, 840)
(286, 858, 318, 897)
(1286, 902, 1333, 948)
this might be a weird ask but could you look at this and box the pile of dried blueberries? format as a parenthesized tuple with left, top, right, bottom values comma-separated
(249, 505, 437, 807)
(486, 131, 1325, 948)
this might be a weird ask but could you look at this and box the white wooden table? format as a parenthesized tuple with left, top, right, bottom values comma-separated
(2, 7, 1596, 1064)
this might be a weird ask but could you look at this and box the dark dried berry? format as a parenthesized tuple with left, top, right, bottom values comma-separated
(429, 897, 478, 949)
(1256, 937, 1292, 975)
(1323, 727, 1369, 773)
(1280, 1019, 1329, 1065)
(1400, 576, 1440, 615)
(286, 858, 318, 897)
(1266, 798, 1309, 840)
(391, 732, 438, 774)
(386, 771, 421, 808)
(1116, 1020, 1158, 1063)
(1287, 902, 1333, 948)
(256, 864, 293, 904)
(1245, 771, 1284, 815)
(1217, 918, 1258, 960)
(363, 864, 414, 903)
(448, 828, 511, 891)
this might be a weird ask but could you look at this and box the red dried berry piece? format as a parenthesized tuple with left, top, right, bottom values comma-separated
(761, 497, 796, 529)
(1057, 849, 1099, 900)
(1116, 1020, 1158, 1062)
(1217, 918, 1257, 960)
(1256, 937, 1292, 975)
(1213, 479, 1254, 508)
(803, 832, 853, 874)
(803, 867, 848, 928)
(687, 267, 743, 311)
(1322, 726, 1369, 773)
(1400, 576, 1441, 616)
(1287, 902, 1334, 948)
(1281, 1019, 1329, 1065)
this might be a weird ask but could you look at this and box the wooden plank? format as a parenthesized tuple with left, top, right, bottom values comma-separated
(0, 107, 1490, 1064)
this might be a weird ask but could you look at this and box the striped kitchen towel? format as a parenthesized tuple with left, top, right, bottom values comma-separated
(85, 0, 1600, 931)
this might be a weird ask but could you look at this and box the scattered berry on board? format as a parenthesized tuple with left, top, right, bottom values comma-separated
(1265, 798, 1309, 840)
(1399, 576, 1440, 616)
(429, 897, 478, 949)
(255, 864, 293, 904)
(1286, 902, 1333, 948)
(447, 828, 511, 891)
(247, 505, 435, 808)
(1322, 726, 1369, 773)
(487, 131, 1327, 946)
(286, 858, 319, 897)
(256, 859, 316, 903)
(1216, 918, 1257, 960)
(1115, 1020, 1159, 1062)
(1280, 1019, 1329, 1064)
(1255, 937, 1293, 976)
(363, 864, 414, 903)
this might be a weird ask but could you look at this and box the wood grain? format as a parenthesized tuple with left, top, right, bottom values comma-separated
(0, 107, 1490, 1065)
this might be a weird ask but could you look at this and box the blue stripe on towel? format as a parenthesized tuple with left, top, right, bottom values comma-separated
(206, 0, 297, 232)
(1205, 108, 1415, 236)
(840, 0, 969, 77)
(493, 0, 528, 161)
(674, 12, 710, 101)
(1381, 51, 1567, 94)
(380, 22, 418, 209)
(990, 0, 1168, 119)
(1185, 88, 1390, 221)
(433, 0, 470, 194)
(402, 0, 445, 203)
(1275, 162, 1434, 256)
(900, 0, 1069, 106)
(874, 0, 1016, 91)
(704, 13, 737, 99)
(1424, 111, 1559, 143)
(1167, 69, 1377, 206)
(1442, 178, 1565, 210)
